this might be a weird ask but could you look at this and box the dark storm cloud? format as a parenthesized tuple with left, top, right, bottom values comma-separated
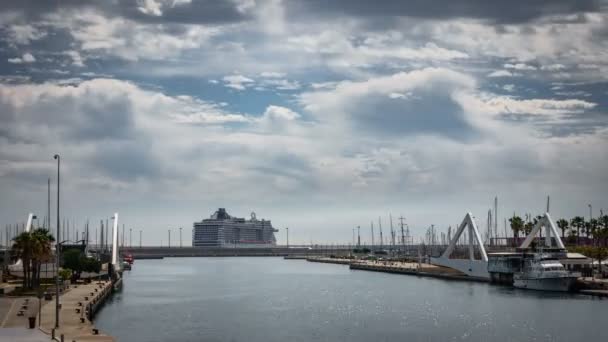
(88, 140, 162, 181)
(350, 90, 477, 141)
(0, 0, 250, 25)
(288, 0, 602, 24)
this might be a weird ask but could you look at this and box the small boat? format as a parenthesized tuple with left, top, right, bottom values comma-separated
(513, 253, 578, 292)
(123, 253, 134, 265)
(121, 261, 132, 270)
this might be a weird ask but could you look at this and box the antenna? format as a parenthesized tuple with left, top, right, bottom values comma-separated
(494, 196, 498, 244)
(371, 221, 375, 247)
(378, 217, 383, 248)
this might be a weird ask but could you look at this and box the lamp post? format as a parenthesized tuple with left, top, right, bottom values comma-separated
(53, 154, 60, 329)
(129, 228, 132, 248)
(179, 227, 182, 248)
(286, 227, 289, 247)
(139, 230, 142, 248)
(168, 229, 171, 248)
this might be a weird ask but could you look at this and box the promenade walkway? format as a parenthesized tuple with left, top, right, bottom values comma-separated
(39, 281, 115, 342)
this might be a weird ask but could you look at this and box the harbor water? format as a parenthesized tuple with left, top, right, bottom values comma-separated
(95, 257, 607, 342)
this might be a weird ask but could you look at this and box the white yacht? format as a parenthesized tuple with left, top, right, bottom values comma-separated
(513, 253, 578, 292)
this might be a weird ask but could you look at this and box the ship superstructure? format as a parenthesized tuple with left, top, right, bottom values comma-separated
(193, 208, 278, 248)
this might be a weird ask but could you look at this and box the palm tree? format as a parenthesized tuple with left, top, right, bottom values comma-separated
(11, 228, 55, 289)
(600, 215, 608, 247)
(570, 216, 585, 245)
(12, 232, 33, 289)
(509, 215, 524, 246)
(556, 219, 568, 239)
(30, 229, 54, 288)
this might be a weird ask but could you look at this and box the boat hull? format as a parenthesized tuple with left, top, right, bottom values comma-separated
(514, 276, 577, 292)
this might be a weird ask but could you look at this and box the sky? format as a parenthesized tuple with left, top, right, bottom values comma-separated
(0, 0, 607, 246)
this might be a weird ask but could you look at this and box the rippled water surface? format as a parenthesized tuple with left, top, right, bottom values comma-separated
(95, 257, 607, 342)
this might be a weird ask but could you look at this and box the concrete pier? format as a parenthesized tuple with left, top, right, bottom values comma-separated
(39, 281, 115, 341)
(350, 261, 490, 282)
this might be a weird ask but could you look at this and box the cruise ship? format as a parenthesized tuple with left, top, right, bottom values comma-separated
(193, 208, 278, 248)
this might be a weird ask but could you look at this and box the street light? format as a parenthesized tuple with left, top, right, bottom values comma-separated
(286, 227, 289, 247)
(129, 228, 132, 248)
(168, 229, 171, 248)
(139, 230, 142, 248)
(179, 227, 182, 248)
(53, 154, 60, 329)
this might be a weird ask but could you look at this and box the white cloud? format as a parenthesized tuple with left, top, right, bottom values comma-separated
(65, 50, 85, 67)
(502, 84, 516, 92)
(488, 70, 514, 77)
(504, 63, 537, 71)
(137, 0, 193, 17)
(464, 94, 596, 117)
(6, 24, 47, 45)
(541, 64, 566, 71)
(46, 10, 218, 61)
(260, 72, 286, 78)
(7, 53, 36, 64)
(222, 74, 254, 90)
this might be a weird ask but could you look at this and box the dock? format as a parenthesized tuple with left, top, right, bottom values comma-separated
(39, 280, 115, 341)
(350, 261, 490, 282)
(306, 257, 353, 265)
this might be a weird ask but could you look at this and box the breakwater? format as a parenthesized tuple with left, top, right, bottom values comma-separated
(112, 246, 351, 259)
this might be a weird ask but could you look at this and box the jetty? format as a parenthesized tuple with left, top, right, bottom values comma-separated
(39, 281, 115, 341)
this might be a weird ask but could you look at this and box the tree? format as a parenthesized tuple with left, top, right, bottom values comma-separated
(62, 248, 101, 280)
(30, 229, 54, 288)
(509, 215, 524, 246)
(11, 228, 55, 289)
(570, 216, 585, 245)
(62, 249, 82, 272)
(556, 219, 569, 239)
(12, 232, 33, 289)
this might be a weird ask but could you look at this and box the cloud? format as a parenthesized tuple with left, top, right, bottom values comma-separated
(0, 0, 251, 25)
(462, 93, 597, 117)
(45, 10, 220, 61)
(260, 71, 286, 78)
(299, 68, 479, 139)
(541, 63, 566, 71)
(487, 70, 514, 77)
(7, 53, 35, 64)
(65, 50, 85, 67)
(5, 24, 46, 45)
(287, 0, 601, 24)
(502, 84, 516, 92)
(504, 63, 537, 71)
(222, 74, 254, 90)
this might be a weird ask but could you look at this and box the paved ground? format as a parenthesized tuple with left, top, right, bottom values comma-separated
(39, 281, 115, 342)
(0, 327, 50, 342)
(0, 296, 39, 329)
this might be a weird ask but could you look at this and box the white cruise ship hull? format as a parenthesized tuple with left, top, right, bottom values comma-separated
(513, 276, 578, 292)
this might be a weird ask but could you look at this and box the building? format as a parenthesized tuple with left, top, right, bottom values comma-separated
(193, 208, 278, 248)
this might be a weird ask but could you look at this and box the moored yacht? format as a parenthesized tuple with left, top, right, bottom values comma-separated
(513, 253, 578, 292)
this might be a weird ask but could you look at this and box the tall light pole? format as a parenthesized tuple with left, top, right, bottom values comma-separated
(139, 230, 142, 248)
(168, 229, 171, 248)
(179, 227, 182, 248)
(129, 228, 132, 248)
(589, 204, 592, 222)
(53, 154, 60, 329)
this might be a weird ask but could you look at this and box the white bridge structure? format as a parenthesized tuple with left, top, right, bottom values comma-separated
(431, 212, 565, 279)
(431, 212, 489, 278)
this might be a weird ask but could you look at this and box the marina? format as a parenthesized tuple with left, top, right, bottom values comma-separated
(93, 257, 608, 342)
